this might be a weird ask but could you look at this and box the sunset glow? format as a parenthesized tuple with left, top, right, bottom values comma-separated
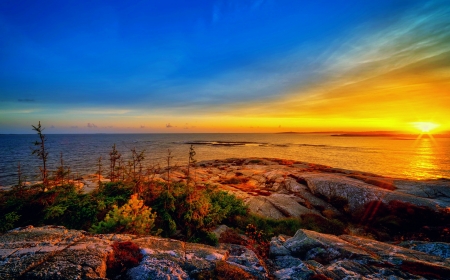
(0, 1, 449, 134)
(412, 122, 440, 133)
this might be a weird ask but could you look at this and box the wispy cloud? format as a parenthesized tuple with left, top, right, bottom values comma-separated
(87, 123, 98, 128)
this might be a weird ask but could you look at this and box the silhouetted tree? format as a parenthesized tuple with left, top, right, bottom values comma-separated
(109, 144, 121, 182)
(32, 121, 49, 188)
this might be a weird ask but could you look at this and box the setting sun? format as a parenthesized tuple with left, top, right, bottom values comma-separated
(412, 122, 440, 133)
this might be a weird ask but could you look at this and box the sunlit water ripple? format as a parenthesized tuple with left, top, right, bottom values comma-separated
(1, 133, 449, 187)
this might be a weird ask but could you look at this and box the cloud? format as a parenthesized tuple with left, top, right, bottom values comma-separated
(140, 125, 145, 128)
(50, 125, 55, 129)
(18, 98, 35, 102)
(166, 123, 173, 128)
(87, 123, 98, 128)
(70, 126, 78, 129)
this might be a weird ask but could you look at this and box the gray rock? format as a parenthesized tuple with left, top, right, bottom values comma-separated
(220, 243, 268, 279)
(273, 262, 314, 280)
(270, 235, 291, 257)
(127, 255, 189, 280)
(300, 172, 441, 213)
(246, 196, 286, 219)
(398, 240, 450, 259)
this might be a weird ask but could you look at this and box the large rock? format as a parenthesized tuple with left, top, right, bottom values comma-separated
(246, 194, 321, 220)
(300, 172, 441, 212)
(0, 226, 268, 280)
(270, 229, 450, 279)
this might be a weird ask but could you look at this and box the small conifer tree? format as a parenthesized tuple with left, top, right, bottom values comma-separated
(32, 121, 49, 188)
(109, 144, 121, 182)
(91, 194, 159, 235)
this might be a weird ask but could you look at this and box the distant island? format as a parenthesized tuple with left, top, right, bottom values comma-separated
(276, 131, 450, 138)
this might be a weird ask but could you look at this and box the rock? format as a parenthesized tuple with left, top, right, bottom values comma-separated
(266, 194, 320, 218)
(300, 172, 440, 213)
(219, 243, 268, 279)
(0, 226, 268, 280)
(246, 196, 286, 219)
(394, 178, 450, 206)
(212, 225, 229, 239)
(399, 241, 450, 259)
(269, 235, 291, 257)
(272, 261, 314, 280)
(127, 255, 189, 280)
(270, 229, 450, 279)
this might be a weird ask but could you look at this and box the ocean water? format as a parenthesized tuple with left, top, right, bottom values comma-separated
(0, 133, 449, 187)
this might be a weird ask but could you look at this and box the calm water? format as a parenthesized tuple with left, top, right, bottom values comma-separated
(1, 133, 449, 187)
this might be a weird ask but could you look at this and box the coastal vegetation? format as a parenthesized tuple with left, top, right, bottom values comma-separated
(1, 122, 449, 252)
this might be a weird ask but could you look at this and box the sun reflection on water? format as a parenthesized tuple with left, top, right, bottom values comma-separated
(408, 137, 438, 179)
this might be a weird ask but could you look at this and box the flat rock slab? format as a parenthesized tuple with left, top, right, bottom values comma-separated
(270, 229, 450, 279)
(0, 226, 270, 280)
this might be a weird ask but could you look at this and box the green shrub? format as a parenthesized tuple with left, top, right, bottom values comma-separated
(91, 194, 159, 235)
(300, 214, 345, 235)
(152, 183, 248, 241)
(0, 212, 21, 233)
(233, 214, 302, 237)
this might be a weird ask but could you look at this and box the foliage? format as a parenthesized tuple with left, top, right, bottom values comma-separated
(31, 121, 49, 188)
(219, 228, 248, 246)
(107, 241, 143, 279)
(95, 181, 133, 208)
(245, 223, 270, 258)
(152, 183, 248, 239)
(0, 211, 21, 232)
(91, 194, 158, 235)
(300, 214, 345, 235)
(109, 144, 121, 182)
(233, 214, 302, 238)
(43, 185, 99, 230)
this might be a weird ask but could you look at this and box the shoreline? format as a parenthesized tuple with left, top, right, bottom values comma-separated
(2, 157, 449, 192)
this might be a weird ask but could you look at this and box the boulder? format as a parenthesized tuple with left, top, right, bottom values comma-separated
(399, 241, 450, 259)
(300, 172, 441, 213)
(270, 229, 450, 279)
(0, 226, 268, 280)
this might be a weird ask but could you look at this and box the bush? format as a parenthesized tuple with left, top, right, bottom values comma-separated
(233, 214, 302, 238)
(91, 194, 159, 235)
(0, 211, 21, 232)
(153, 183, 248, 241)
(107, 241, 143, 278)
(300, 214, 345, 235)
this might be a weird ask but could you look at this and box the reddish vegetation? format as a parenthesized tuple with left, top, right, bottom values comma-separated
(219, 229, 248, 246)
(107, 241, 143, 278)
(246, 224, 270, 259)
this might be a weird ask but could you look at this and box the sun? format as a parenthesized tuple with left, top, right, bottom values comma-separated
(411, 122, 440, 133)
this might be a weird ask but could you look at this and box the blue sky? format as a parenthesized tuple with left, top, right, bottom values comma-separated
(1, 0, 449, 133)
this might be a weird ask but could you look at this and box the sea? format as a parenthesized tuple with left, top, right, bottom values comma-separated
(1, 133, 449, 187)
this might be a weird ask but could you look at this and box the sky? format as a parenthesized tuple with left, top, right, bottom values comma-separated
(0, 0, 449, 133)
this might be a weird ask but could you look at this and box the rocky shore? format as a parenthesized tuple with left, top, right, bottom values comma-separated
(1, 158, 449, 279)
(132, 157, 450, 221)
(1, 225, 449, 279)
